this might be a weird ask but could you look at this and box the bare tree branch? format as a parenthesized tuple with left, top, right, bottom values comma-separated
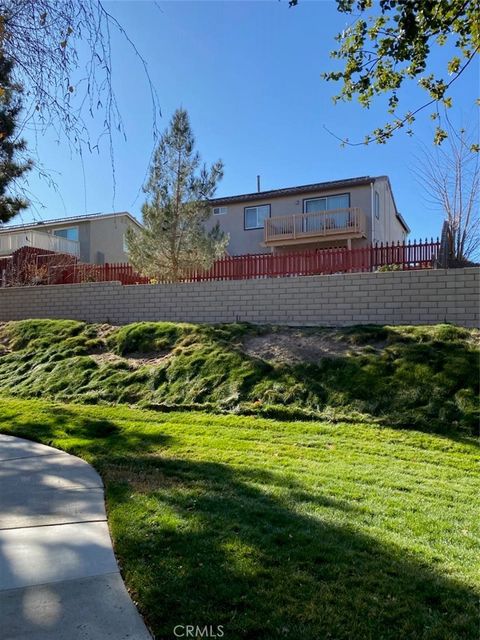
(0, 0, 161, 205)
(415, 121, 480, 262)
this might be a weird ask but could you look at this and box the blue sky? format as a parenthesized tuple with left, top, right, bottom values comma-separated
(18, 0, 479, 241)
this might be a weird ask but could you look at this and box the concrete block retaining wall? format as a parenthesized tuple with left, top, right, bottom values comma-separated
(0, 267, 478, 328)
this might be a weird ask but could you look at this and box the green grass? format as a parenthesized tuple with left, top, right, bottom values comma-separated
(0, 320, 478, 435)
(0, 396, 478, 640)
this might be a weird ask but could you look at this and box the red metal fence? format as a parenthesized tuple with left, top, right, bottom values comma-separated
(52, 262, 150, 285)
(0, 239, 440, 287)
(182, 239, 441, 282)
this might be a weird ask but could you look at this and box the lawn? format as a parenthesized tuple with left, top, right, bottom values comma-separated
(0, 320, 478, 435)
(0, 396, 478, 640)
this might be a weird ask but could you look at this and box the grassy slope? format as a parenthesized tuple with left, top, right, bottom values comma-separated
(0, 397, 478, 640)
(0, 319, 478, 435)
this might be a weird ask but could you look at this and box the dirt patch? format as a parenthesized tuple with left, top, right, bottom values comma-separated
(95, 323, 118, 339)
(125, 350, 172, 366)
(243, 329, 384, 364)
(89, 352, 126, 366)
(0, 324, 11, 355)
(102, 462, 178, 492)
(90, 350, 171, 369)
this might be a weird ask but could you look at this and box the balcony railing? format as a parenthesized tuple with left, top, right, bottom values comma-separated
(264, 207, 367, 245)
(0, 230, 80, 257)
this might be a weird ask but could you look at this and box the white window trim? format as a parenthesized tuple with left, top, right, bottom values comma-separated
(213, 206, 228, 215)
(244, 204, 271, 230)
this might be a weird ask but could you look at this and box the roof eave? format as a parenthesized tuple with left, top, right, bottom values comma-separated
(210, 176, 376, 206)
(0, 211, 143, 233)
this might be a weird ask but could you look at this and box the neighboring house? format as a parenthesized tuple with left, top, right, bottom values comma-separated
(206, 175, 410, 255)
(0, 211, 142, 264)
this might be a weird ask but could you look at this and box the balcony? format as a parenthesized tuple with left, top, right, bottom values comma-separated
(264, 207, 367, 247)
(0, 230, 80, 257)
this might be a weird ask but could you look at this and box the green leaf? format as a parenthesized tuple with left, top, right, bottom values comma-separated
(434, 127, 448, 146)
(447, 57, 461, 74)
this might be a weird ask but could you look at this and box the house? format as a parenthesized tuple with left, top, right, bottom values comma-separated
(0, 211, 141, 264)
(206, 175, 410, 255)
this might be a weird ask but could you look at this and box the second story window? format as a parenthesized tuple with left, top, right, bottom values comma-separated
(213, 206, 228, 215)
(244, 204, 270, 230)
(304, 193, 350, 213)
(53, 226, 79, 242)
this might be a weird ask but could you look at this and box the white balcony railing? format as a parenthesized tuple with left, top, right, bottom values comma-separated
(264, 207, 367, 245)
(0, 230, 80, 257)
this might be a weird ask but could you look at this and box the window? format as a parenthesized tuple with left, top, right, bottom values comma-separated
(375, 191, 380, 220)
(244, 204, 270, 230)
(304, 194, 350, 231)
(123, 233, 129, 253)
(53, 226, 79, 242)
(213, 206, 228, 215)
(304, 193, 350, 213)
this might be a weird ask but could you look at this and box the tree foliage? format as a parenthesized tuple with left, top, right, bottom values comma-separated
(0, 52, 31, 223)
(127, 109, 228, 282)
(290, 0, 479, 146)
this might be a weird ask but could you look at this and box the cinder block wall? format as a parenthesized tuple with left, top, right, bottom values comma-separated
(0, 268, 478, 328)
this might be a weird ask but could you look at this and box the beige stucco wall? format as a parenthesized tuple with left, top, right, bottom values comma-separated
(38, 215, 136, 264)
(86, 216, 135, 264)
(372, 178, 408, 245)
(206, 180, 409, 255)
(0, 267, 477, 328)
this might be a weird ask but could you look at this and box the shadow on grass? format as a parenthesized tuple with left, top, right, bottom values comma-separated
(108, 456, 479, 640)
(0, 404, 171, 460)
(0, 399, 477, 639)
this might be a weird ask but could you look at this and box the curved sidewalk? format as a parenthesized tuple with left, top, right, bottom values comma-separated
(0, 434, 152, 640)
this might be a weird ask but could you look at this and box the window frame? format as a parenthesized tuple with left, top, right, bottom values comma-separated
(302, 193, 351, 214)
(244, 203, 271, 230)
(212, 206, 228, 216)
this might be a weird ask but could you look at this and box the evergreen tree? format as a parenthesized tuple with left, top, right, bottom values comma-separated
(0, 52, 31, 223)
(127, 109, 228, 282)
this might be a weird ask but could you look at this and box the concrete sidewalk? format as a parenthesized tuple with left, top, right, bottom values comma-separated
(0, 434, 152, 639)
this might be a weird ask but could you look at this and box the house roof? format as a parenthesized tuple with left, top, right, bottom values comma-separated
(210, 176, 378, 205)
(0, 211, 143, 233)
(211, 175, 410, 234)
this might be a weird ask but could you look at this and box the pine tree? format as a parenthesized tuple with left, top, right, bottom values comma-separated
(127, 109, 228, 281)
(0, 51, 31, 223)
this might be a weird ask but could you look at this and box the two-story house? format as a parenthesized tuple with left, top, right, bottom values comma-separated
(0, 211, 142, 264)
(207, 175, 409, 255)
(0, 177, 410, 264)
